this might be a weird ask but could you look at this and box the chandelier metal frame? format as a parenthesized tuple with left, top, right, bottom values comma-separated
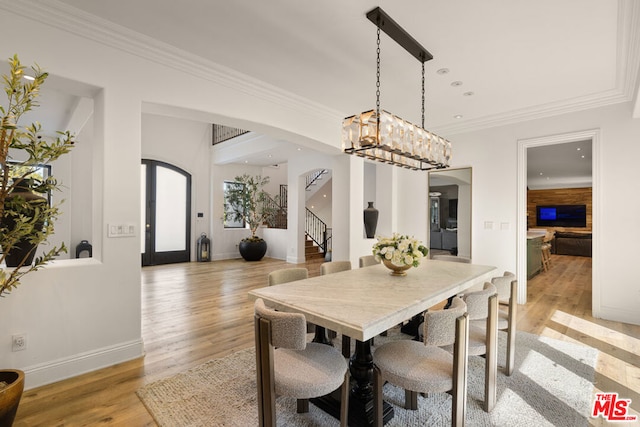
(342, 7, 452, 171)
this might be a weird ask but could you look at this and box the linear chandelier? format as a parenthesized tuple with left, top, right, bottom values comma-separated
(342, 7, 452, 171)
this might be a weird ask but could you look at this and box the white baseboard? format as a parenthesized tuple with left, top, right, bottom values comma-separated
(286, 255, 306, 264)
(22, 339, 145, 389)
(596, 306, 640, 326)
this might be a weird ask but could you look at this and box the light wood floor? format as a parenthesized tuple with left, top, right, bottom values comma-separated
(13, 254, 640, 426)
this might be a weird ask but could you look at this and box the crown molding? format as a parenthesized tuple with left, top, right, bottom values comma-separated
(0, 0, 344, 124)
(2, 0, 637, 135)
(434, 88, 629, 136)
(436, 0, 640, 136)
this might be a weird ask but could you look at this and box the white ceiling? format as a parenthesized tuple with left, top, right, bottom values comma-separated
(6, 0, 640, 181)
(527, 140, 592, 190)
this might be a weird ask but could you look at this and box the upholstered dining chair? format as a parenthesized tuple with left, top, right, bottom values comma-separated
(254, 299, 350, 427)
(268, 267, 315, 334)
(462, 282, 499, 412)
(490, 271, 518, 376)
(268, 267, 308, 286)
(320, 260, 352, 275)
(373, 297, 469, 427)
(320, 261, 352, 356)
(359, 255, 379, 268)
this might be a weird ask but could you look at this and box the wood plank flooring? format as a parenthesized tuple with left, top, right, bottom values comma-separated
(12, 254, 640, 426)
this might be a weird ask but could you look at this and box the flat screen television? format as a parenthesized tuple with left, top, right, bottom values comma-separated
(536, 204, 587, 227)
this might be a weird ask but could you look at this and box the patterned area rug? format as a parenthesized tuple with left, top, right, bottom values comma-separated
(136, 329, 598, 426)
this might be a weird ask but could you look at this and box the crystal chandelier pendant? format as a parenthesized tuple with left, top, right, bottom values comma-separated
(342, 7, 453, 171)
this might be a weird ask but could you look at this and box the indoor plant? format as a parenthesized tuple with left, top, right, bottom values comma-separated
(372, 233, 428, 276)
(224, 174, 279, 261)
(0, 55, 75, 425)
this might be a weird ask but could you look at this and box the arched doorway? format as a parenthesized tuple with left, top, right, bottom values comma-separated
(141, 159, 192, 265)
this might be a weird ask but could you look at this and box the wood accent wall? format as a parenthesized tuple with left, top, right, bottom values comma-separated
(527, 187, 592, 232)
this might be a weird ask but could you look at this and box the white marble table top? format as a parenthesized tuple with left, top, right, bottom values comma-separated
(249, 260, 497, 342)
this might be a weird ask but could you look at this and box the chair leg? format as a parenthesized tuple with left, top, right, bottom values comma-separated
(340, 370, 350, 427)
(373, 365, 383, 427)
(484, 294, 498, 412)
(404, 389, 418, 410)
(453, 314, 469, 427)
(506, 280, 518, 376)
(342, 336, 351, 358)
(296, 399, 309, 413)
(255, 317, 276, 427)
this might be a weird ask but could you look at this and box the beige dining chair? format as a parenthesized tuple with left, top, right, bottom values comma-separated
(489, 271, 518, 376)
(462, 282, 499, 412)
(268, 267, 308, 286)
(373, 297, 469, 427)
(359, 255, 379, 268)
(254, 299, 350, 427)
(268, 267, 316, 334)
(320, 260, 352, 275)
(320, 261, 352, 356)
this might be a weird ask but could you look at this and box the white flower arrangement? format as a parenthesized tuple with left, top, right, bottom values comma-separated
(372, 233, 429, 268)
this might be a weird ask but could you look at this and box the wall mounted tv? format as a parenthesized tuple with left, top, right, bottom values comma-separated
(536, 205, 587, 227)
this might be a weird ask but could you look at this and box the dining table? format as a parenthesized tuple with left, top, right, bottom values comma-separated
(249, 259, 498, 426)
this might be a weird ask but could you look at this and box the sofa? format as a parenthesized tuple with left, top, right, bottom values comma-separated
(552, 231, 592, 257)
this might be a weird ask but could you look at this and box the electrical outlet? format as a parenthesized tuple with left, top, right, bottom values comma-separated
(12, 334, 27, 352)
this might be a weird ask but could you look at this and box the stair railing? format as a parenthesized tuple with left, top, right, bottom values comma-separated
(305, 169, 327, 190)
(305, 208, 328, 253)
(264, 194, 287, 229)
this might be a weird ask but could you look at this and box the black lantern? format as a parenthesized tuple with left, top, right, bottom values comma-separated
(197, 233, 210, 262)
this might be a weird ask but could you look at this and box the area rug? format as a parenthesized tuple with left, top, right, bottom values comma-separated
(137, 329, 598, 426)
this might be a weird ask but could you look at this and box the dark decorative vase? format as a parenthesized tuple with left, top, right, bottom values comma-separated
(363, 201, 379, 238)
(0, 370, 24, 427)
(2, 184, 47, 267)
(239, 238, 268, 261)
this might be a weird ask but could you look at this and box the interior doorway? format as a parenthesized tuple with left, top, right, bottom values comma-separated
(141, 159, 192, 266)
(517, 130, 599, 310)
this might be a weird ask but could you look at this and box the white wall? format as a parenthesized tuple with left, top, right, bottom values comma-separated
(0, 7, 343, 389)
(141, 114, 212, 260)
(452, 101, 640, 325)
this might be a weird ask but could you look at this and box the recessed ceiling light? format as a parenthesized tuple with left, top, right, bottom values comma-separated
(581, 155, 585, 159)
(23, 75, 35, 81)
(244, 160, 249, 164)
(577, 148, 581, 151)
(436, 68, 450, 75)
(453, 115, 463, 119)
(297, 148, 301, 151)
(323, 194, 327, 198)
(463, 91, 474, 96)
(268, 154, 272, 158)
(451, 81, 463, 87)
(539, 172, 543, 176)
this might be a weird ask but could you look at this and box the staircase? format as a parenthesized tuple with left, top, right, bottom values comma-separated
(304, 208, 331, 261)
(304, 237, 325, 260)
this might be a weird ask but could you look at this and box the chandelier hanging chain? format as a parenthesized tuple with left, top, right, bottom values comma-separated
(421, 61, 425, 129)
(342, 7, 451, 171)
(376, 26, 381, 124)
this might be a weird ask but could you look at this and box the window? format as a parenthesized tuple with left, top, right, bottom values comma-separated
(223, 181, 246, 228)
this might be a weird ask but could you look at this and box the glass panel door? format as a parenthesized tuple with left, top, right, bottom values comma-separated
(141, 160, 191, 266)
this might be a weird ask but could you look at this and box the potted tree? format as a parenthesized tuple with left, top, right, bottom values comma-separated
(0, 55, 75, 426)
(224, 174, 279, 261)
